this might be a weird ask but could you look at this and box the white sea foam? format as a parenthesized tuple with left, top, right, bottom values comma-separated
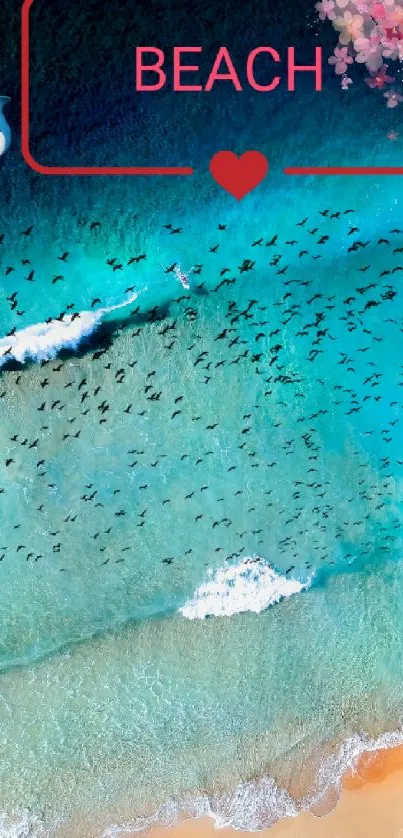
(313, 726, 403, 804)
(102, 726, 403, 836)
(0, 809, 48, 838)
(179, 557, 311, 619)
(204, 727, 403, 830)
(0, 293, 139, 369)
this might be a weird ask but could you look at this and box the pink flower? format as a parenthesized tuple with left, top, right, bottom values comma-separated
(334, 10, 364, 43)
(354, 33, 384, 70)
(382, 35, 402, 58)
(328, 45, 354, 74)
(384, 89, 403, 107)
(365, 63, 395, 87)
(317, 0, 403, 108)
(384, 25, 403, 39)
(316, 0, 336, 20)
(370, 2, 386, 19)
(383, 5, 403, 31)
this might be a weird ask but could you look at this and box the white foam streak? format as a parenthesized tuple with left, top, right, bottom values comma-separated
(0, 293, 138, 369)
(179, 557, 311, 619)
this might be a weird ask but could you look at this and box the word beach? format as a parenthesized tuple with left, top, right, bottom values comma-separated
(135, 46, 323, 92)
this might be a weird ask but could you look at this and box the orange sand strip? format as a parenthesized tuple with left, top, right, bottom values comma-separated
(344, 742, 403, 788)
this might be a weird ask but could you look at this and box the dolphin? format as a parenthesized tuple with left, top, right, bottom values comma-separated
(0, 97, 11, 156)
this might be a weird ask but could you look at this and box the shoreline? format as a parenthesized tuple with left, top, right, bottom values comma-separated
(133, 744, 403, 838)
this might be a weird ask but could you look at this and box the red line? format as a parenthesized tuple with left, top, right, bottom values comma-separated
(21, 0, 194, 176)
(285, 166, 403, 175)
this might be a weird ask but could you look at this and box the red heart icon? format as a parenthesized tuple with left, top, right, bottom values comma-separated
(209, 151, 269, 200)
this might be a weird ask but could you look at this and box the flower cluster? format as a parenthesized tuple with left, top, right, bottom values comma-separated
(316, 0, 403, 108)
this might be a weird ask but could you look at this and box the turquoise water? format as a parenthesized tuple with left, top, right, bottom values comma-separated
(1, 165, 403, 835)
(2, 1, 403, 826)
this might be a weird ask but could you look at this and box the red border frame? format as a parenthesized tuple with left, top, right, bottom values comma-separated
(21, 0, 194, 175)
(21, 0, 403, 177)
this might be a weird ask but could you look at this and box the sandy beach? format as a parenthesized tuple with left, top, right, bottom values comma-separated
(138, 746, 403, 838)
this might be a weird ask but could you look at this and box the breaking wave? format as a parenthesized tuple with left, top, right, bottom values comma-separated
(179, 557, 312, 619)
(0, 293, 139, 369)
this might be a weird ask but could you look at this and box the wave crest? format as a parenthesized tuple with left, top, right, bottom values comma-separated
(0, 293, 138, 369)
(179, 557, 311, 619)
